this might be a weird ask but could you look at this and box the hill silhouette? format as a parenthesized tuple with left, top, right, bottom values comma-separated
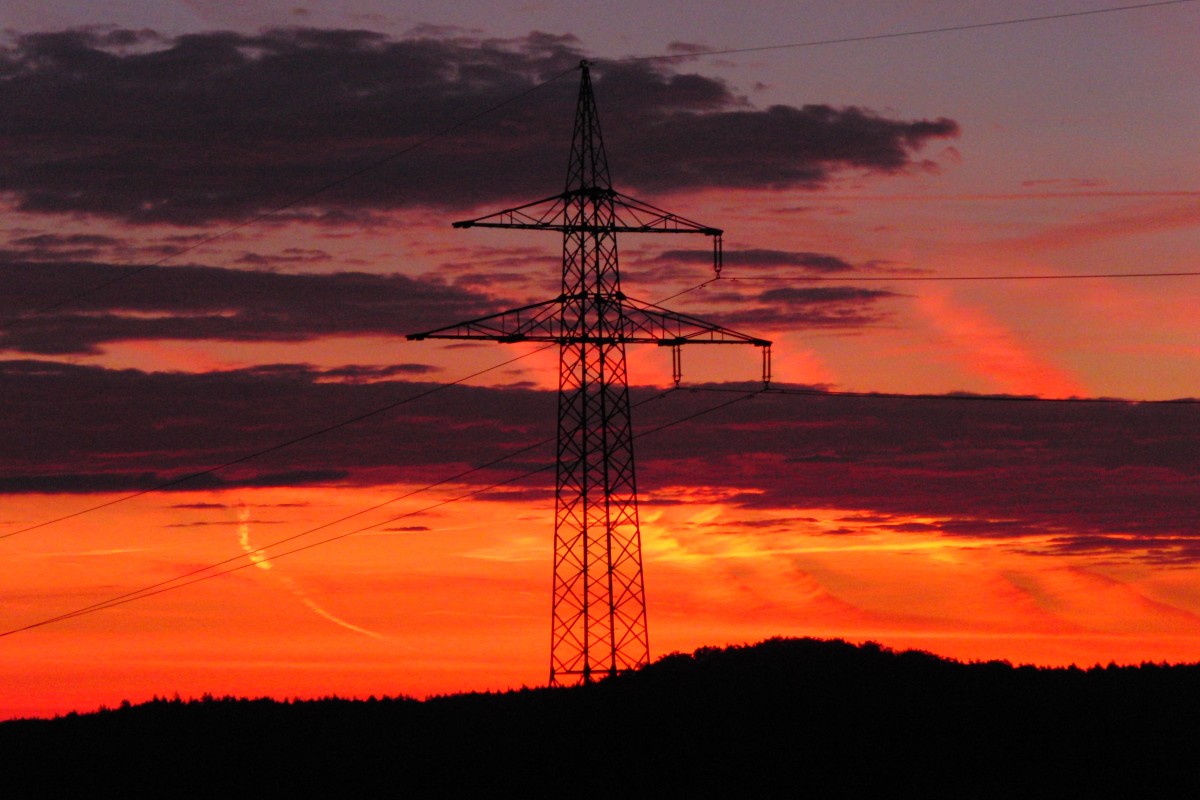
(3, 637, 1198, 796)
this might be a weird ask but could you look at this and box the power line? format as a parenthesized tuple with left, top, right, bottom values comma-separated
(0, 388, 753, 638)
(10, 380, 1197, 637)
(686, 385, 1200, 404)
(715, 271, 1200, 283)
(610, 0, 1197, 63)
(652, 277, 720, 302)
(9, 0, 1193, 331)
(5, 435, 561, 638)
(2, 274, 722, 542)
(5, 387, 679, 636)
(3, 1, 1193, 632)
(2, 266, 728, 542)
(6, 1, 1189, 330)
(0, 344, 554, 541)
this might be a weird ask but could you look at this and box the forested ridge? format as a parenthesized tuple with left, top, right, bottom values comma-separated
(4, 637, 1198, 796)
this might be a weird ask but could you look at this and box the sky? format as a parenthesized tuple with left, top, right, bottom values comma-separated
(0, 0, 1198, 719)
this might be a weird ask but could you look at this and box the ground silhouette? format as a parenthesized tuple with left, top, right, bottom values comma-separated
(3, 637, 1198, 796)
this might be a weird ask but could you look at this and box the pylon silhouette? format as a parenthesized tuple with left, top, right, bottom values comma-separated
(409, 61, 770, 686)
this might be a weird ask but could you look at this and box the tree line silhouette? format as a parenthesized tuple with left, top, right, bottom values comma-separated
(3, 637, 1198, 796)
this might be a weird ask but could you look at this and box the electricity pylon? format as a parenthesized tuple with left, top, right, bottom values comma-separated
(408, 61, 770, 686)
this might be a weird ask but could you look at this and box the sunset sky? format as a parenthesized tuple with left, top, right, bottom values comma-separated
(2, 0, 1199, 719)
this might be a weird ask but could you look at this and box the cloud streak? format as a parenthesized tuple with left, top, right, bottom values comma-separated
(649, 248, 856, 273)
(237, 502, 383, 638)
(0, 257, 898, 354)
(3, 360, 1199, 563)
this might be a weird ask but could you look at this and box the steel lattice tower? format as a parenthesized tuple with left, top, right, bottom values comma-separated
(409, 62, 770, 686)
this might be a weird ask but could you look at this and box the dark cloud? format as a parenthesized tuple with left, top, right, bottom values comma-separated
(607, 101, 957, 196)
(3, 362, 1200, 563)
(0, 358, 556, 494)
(639, 390, 1200, 559)
(232, 248, 335, 267)
(0, 260, 505, 354)
(650, 248, 855, 273)
(3, 232, 130, 262)
(11, 234, 123, 249)
(1018, 534, 1200, 565)
(0, 469, 349, 494)
(473, 487, 557, 503)
(318, 364, 441, 381)
(756, 287, 892, 304)
(692, 515, 820, 527)
(679, 285, 897, 329)
(0, 254, 895, 354)
(431, 244, 561, 293)
(0, 27, 958, 224)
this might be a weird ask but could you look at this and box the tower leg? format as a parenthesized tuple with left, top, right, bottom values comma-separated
(550, 338, 649, 686)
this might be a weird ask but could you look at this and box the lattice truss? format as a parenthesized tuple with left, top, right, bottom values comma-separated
(409, 62, 770, 685)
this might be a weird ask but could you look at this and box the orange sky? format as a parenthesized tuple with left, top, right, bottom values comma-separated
(7, 484, 1200, 720)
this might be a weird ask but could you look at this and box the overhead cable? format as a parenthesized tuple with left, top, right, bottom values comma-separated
(716, 271, 1200, 283)
(609, 1, 1197, 63)
(0, 344, 555, 540)
(0, 388, 754, 638)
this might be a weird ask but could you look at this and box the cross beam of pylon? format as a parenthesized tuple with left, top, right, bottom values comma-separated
(408, 61, 771, 686)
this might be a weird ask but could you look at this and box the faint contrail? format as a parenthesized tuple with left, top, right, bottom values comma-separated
(237, 503, 383, 639)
